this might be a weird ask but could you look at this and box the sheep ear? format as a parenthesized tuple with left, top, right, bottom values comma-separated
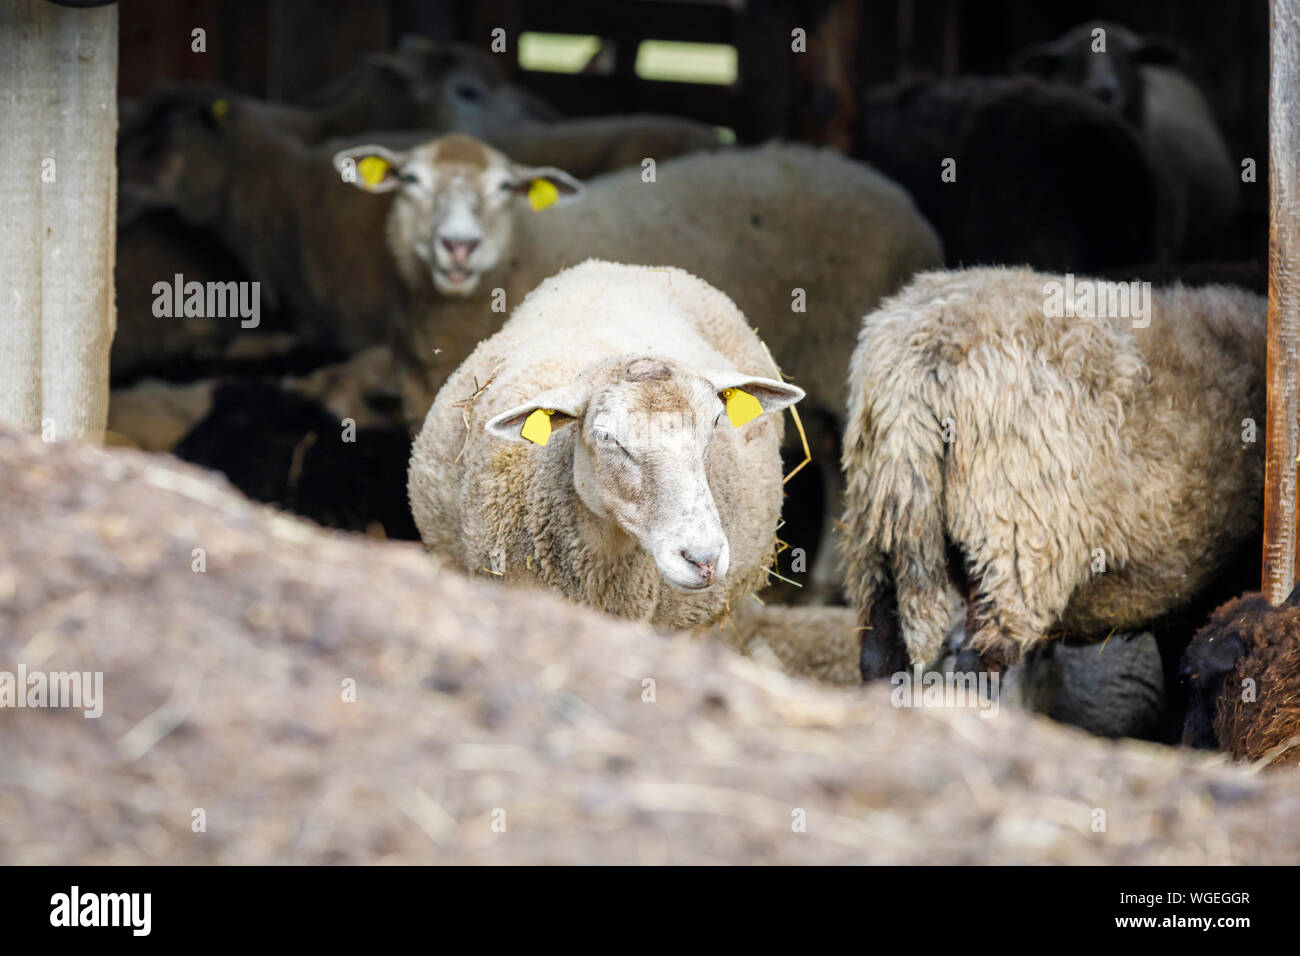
(332, 144, 408, 193)
(485, 386, 587, 446)
(704, 372, 804, 427)
(510, 164, 585, 211)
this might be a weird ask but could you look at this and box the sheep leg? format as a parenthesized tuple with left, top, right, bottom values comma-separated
(961, 557, 1056, 673)
(858, 569, 909, 680)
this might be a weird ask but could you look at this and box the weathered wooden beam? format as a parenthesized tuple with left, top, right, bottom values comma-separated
(1263, 0, 1300, 602)
(0, 0, 118, 445)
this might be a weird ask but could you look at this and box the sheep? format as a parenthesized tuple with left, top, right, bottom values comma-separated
(106, 345, 414, 539)
(219, 34, 559, 145)
(841, 266, 1266, 677)
(118, 88, 395, 354)
(116, 88, 727, 361)
(407, 260, 804, 630)
(175, 379, 417, 541)
(1011, 22, 1239, 261)
(332, 133, 941, 436)
(1181, 586, 1300, 767)
(853, 74, 1160, 272)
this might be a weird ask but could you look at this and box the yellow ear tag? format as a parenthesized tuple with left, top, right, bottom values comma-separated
(358, 156, 390, 188)
(528, 178, 560, 212)
(520, 408, 555, 446)
(210, 98, 229, 128)
(723, 387, 763, 428)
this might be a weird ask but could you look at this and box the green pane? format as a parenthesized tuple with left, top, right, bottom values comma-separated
(518, 32, 604, 74)
(635, 40, 737, 85)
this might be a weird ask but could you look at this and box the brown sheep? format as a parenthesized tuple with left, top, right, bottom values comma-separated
(1182, 586, 1300, 767)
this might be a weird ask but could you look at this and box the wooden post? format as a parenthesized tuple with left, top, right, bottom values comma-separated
(0, 0, 117, 445)
(1263, 0, 1300, 602)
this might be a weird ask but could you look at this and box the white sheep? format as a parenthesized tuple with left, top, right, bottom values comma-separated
(408, 260, 804, 629)
(841, 266, 1266, 675)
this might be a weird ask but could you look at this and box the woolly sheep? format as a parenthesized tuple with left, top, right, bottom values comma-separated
(104, 345, 414, 539)
(853, 75, 1159, 272)
(408, 261, 804, 629)
(842, 267, 1266, 676)
(332, 133, 942, 435)
(119, 89, 394, 353)
(1012, 21, 1238, 260)
(1182, 586, 1300, 767)
(175, 379, 416, 541)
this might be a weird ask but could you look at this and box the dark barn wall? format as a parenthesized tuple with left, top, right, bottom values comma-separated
(118, 0, 1267, 152)
(116, 0, 1267, 255)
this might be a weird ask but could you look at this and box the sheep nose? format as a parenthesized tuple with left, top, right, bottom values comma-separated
(440, 237, 480, 266)
(681, 549, 720, 581)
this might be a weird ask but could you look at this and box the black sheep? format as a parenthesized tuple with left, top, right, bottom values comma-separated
(854, 75, 1160, 272)
(174, 381, 417, 541)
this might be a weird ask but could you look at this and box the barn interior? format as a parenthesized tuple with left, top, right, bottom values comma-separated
(2, 0, 1298, 866)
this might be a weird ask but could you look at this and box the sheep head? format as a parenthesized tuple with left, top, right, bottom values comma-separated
(333, 134, 583, 298)
(1010, 21, 1185, 125)
(485, 356, 803, 592)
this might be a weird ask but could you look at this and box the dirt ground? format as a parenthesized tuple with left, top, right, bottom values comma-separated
(2, 424, 1298, 864)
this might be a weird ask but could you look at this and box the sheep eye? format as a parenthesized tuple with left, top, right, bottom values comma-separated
(593, 428, 631, 457)
(398, 171, 419, 185)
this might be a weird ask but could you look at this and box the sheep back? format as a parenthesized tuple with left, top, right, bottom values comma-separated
(842, 266, 1265, 669)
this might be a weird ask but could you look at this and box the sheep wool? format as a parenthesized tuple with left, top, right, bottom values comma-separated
(1182, 588, 1300, 766)
(841, 266, 1266, 672)
(408, 260, 800, 629)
